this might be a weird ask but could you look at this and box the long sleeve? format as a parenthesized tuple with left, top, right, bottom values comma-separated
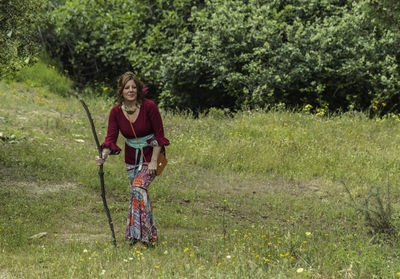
(101, 106, 121, 155)
(147, 100, 170, 146)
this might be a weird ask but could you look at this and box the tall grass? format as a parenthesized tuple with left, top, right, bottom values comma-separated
(1, 77, 400, 278)
(164, 108, 400, 193)
(14, 57, 72, 97)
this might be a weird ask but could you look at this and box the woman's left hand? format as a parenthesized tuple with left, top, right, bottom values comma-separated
(147, 160, 157, 176)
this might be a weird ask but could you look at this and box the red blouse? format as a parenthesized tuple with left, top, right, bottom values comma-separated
(101, 98, 170, 165)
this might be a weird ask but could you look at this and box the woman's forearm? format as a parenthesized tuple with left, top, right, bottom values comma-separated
(150, 146, 162, 163)
(102, 148, 111, 159)
(96, 148, 111, 166)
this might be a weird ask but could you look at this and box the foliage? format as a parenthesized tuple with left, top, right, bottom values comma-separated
(0, 0, 47, 78)
(362, 0, 400, 30)
(159, 0, 400, 111)
(44, 0, 400, 113)
(46, 0, 201, 87)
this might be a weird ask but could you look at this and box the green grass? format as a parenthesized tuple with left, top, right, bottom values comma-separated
(1, 79, 400, 278)
(14, 58, 72, 97)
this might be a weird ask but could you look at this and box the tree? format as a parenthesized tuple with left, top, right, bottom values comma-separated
(0, 0, 46, 78)
(46, 0, 202, 87)
(362, 0, 400, 29)
(158, 0, 400, 112)
(45, 0, 400, 113)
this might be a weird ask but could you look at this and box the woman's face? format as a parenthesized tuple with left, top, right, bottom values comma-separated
(122, 79, 137, 103)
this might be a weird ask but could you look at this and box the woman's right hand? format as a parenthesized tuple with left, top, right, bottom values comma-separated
(96, 156, 106, 166)
(96, 148, 110, 165)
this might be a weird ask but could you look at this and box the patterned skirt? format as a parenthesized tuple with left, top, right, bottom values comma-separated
(125, 163, 158, 243)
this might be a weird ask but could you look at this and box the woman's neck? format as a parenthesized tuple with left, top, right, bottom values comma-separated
(123, 100, 137, 108)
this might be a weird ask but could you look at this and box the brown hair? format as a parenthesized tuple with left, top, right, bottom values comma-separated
(117, 72, 144, 104)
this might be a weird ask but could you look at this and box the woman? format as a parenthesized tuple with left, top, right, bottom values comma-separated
(96, 72, 169, 245)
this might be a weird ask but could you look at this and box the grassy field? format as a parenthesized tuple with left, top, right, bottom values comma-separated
(1, 78, 400, 278)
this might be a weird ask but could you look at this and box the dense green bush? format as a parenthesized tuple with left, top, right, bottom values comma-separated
(46, 0, 400, 112)
(159, 0, 400, 112)
(362, 0, 400, 30)
(47, 0, 200, 87)
(0, 0, 46, 78)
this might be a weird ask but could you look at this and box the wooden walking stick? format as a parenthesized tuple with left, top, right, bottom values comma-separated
(75, 93, 117, 247)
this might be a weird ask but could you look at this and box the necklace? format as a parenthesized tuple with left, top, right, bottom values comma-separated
(122, 103, 138, 115)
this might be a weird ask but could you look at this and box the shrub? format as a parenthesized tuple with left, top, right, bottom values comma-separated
(45, 0, 400, 112)
(344, 182, 398, 240)
(0, 0, 47, 78)
(362, 0, 400, 30)
(46, 0, 200, 87)
(158, 0, 400, 112)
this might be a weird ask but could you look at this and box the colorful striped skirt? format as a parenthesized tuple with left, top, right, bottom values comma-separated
(125, 163, 158, 243)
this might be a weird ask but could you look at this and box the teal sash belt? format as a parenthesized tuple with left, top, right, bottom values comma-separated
(126, 133, 154, 173)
